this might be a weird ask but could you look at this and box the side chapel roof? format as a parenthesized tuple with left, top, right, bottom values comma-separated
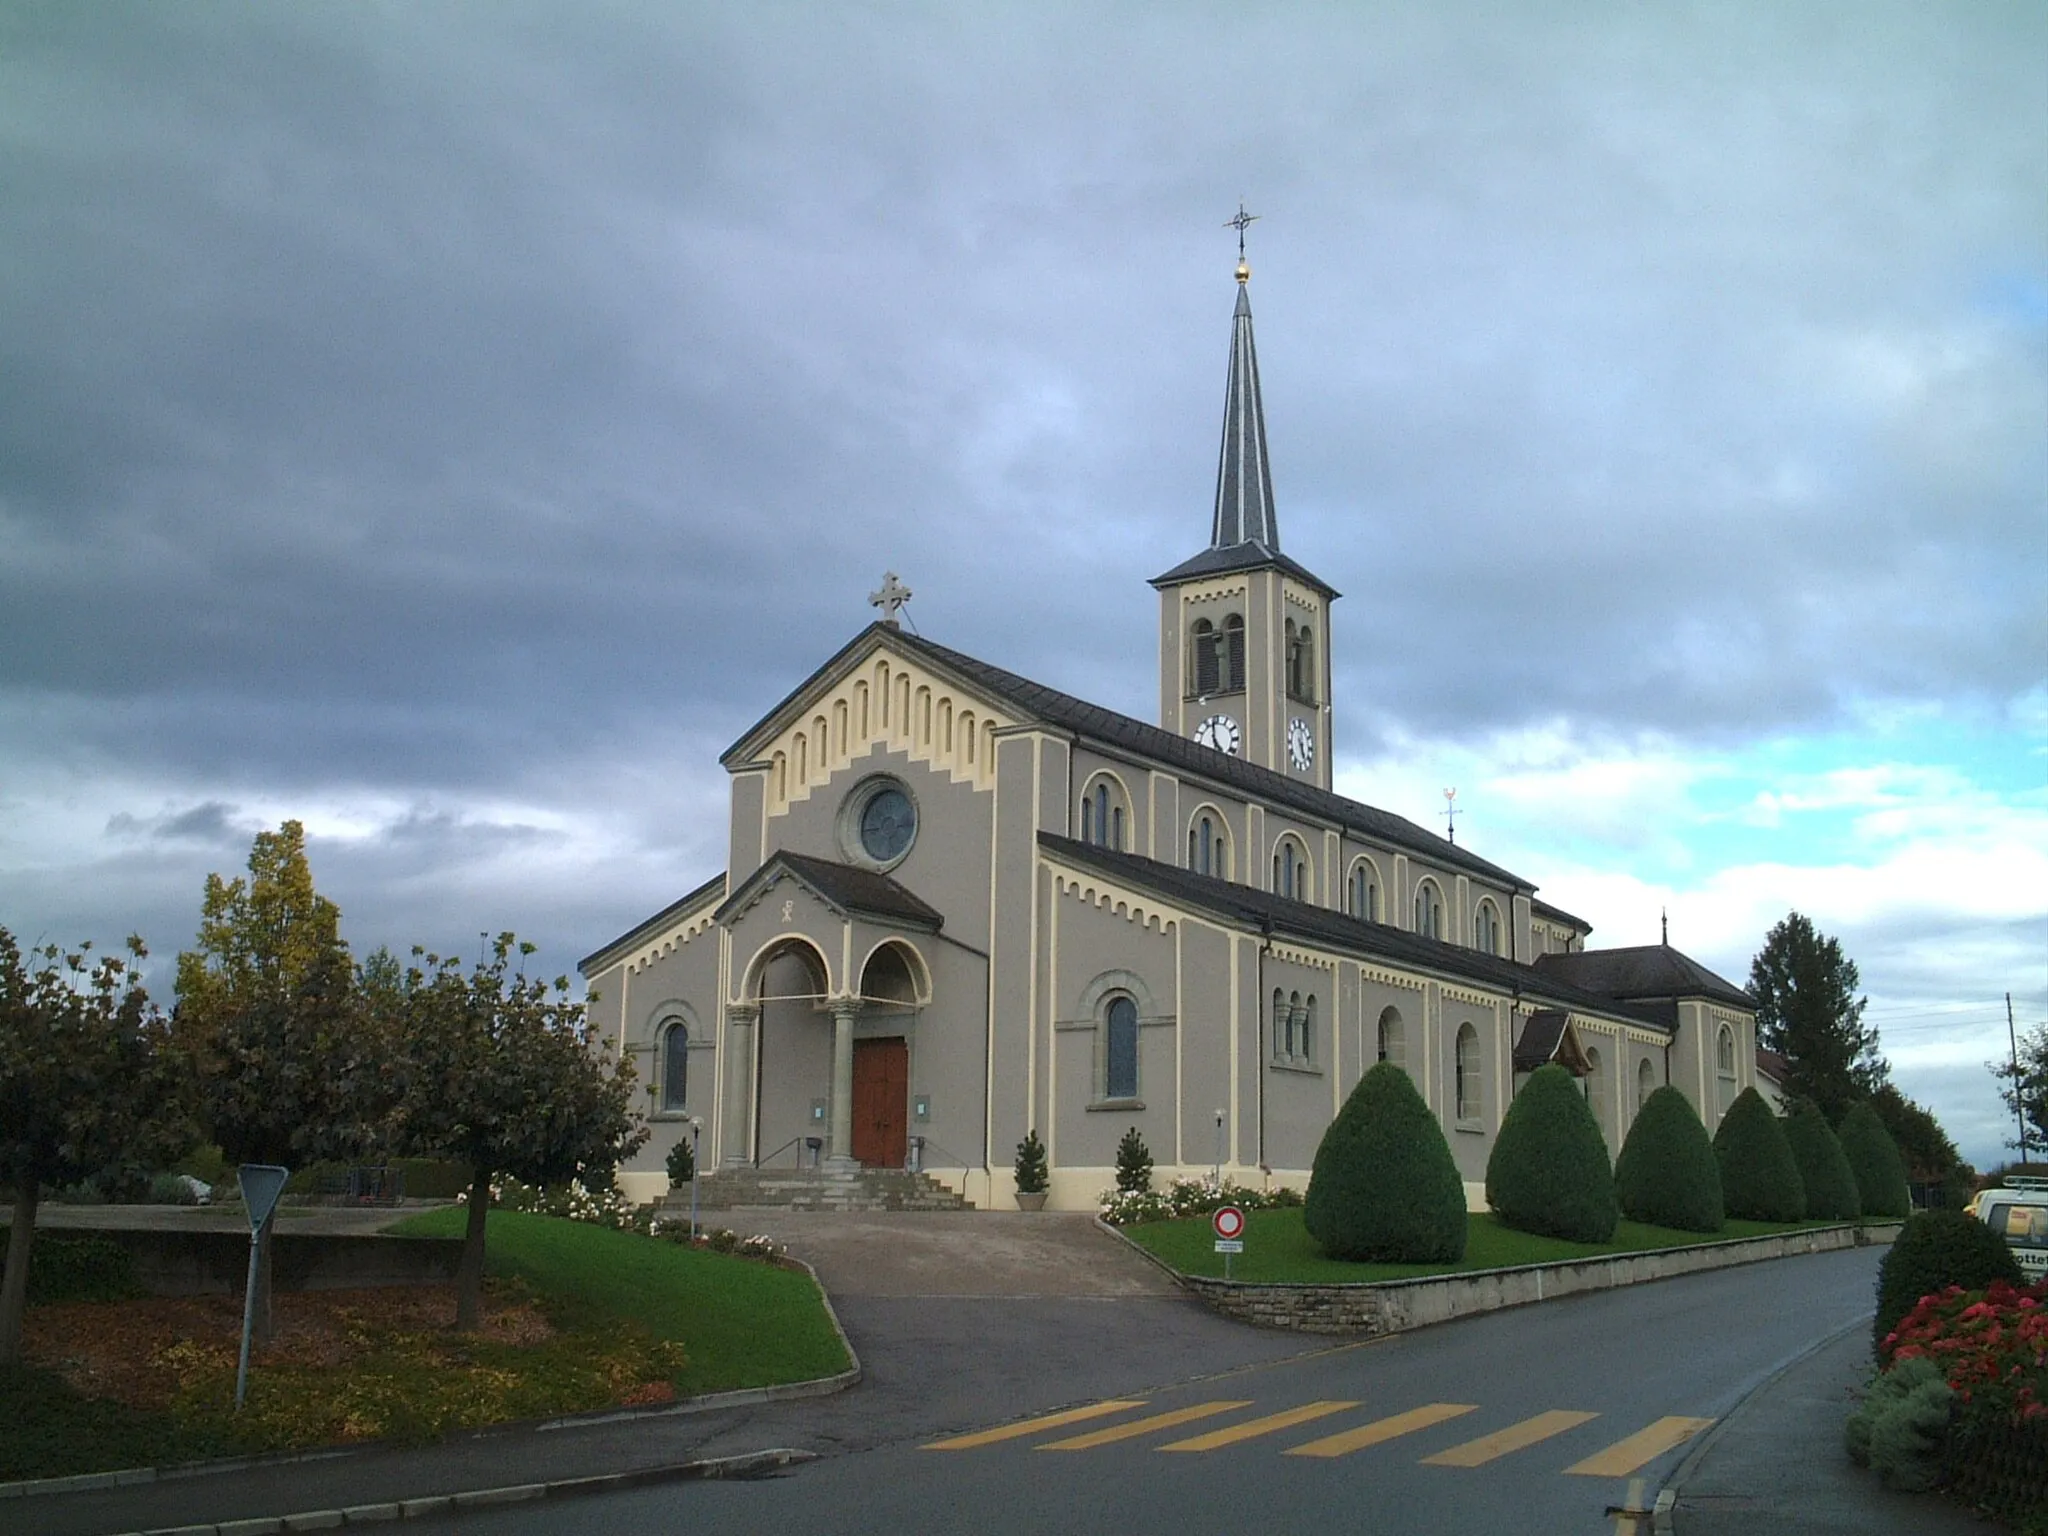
(1533, 944, 1754, 1012)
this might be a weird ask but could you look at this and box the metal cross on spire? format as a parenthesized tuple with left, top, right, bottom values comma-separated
(1225, 201, 1259, 280)
(869, 571, 913, 628)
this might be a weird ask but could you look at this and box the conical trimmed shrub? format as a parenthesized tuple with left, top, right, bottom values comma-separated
(1486, 1063, 1618, 1243)
(1713, 1087, 1805, 1222)
(1306, 1062, 1466, 1263)
(1785, 1102, 1862, 1221)
(1838, 1101, 1912, 1219)
(1615, 1085, 1724, 1234)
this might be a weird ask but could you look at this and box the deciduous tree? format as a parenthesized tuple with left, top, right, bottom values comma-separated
(1748, 912, 1886, 1124)
(1993, 1021, 2048, 1158)
(0, 931, 193, 1364)
(396, 936, 644, 1330)
(1870, 1084, 1971, 1206)
(174, 821, 397, 1341)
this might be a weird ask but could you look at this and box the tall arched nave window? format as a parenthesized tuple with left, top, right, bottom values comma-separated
(1473, 899, 1502, 956)
(1273, 837, 1309, 902)
(1347, 860, 1379, 922)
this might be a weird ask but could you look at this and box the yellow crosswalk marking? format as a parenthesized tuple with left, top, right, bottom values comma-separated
(1567, 1416, 1715, 1477)
(1037, 1401, 1254, 1451)
(1422, 1409, 1600, 1467)
(1158, 1400, 1360, 1452)
(1285, 1402, 1479, 1459)
(922, 1399, 1148, 1450)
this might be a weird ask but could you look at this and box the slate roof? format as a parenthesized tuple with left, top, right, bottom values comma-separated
(1532, 945, 1753, 1011)
(712, 850, 944, 932)
(1530, 894, 1592, 933)
(1039, 833, 1673, 1032)
(579, 870, 727, 975)
(1148, 540, 1340, 599)
(1514, 1009, 1571, 1072)
(878, 627, 1526, 889)
(1756, 1047, 1791, 1085)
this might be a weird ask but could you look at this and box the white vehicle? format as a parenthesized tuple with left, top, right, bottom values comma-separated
(1971, 1176, 2048, 1280)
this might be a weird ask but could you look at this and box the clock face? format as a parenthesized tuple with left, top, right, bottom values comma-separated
(1195, 713, 1241, 755)
(1288, 717, 1315, 771)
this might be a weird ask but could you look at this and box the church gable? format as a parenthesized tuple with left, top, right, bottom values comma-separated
(727, 633, 1017, 813)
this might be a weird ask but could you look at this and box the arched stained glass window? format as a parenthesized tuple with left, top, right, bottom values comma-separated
(1106, 996, 1139, 1101)
(1456, 1024, 1481, 1122)
(661, 1020, 689, 1111)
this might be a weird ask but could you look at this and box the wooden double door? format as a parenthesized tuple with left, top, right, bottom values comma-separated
(850, 1036, 909, 1168)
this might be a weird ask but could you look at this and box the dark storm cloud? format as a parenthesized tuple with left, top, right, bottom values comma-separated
(1, 4, 2041, 967)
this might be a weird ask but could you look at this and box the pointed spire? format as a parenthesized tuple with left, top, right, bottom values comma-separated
(1211, 237, 1279, 551)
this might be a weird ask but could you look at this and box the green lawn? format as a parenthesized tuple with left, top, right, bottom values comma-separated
(1121, 1207, 1851, 1283)
(2, 1212, 848, 1483)
(389, 1209, 850, 1395)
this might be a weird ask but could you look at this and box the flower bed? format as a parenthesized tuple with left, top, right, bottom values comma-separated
(1872, 1279, 2048, 1523)
(1097, 1175, 1302, 1227)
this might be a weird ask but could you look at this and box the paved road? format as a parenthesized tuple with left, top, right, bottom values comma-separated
(419, 1246, 1887, 1536)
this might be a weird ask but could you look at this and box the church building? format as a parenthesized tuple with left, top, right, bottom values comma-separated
(582, 251, 1761, 1211)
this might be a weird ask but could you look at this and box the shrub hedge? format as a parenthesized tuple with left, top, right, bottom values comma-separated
(1485, 1063, 1618, 1244)
(1306, 1062, 1466, 1263)
(1712, 1087, 1806, 1222)
(1614, 1085, 1724, 1234)
(1875, 1210, 2023, 1357)
(1783, 1102, 1862, 1222)
(1837, 1101, 1912, 1220)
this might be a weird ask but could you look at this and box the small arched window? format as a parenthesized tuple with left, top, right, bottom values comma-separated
(660, 1019, 689, 1112)
(1190, 619, 1221, 697)
(1377, 1006, 1405, 1068)
(1301, 995, 1317, 1065)
(1717, 1025, 1736, 1076)
(1637, 1058, 1657, 1118)
(1473, 900, 1501, 956)
(1285, 620, 1315, 703)
(1347, 861, 1379, 922)
(1273, 838, 1308, 902)
(1188, 810, 1227, 878)
(1414, 880, 1444, 940)
(1585, 1047, 1606, 1137)
(1272, 988, 1289, 1060)
(1081, 776, 1128, 851)
(1105, 996, 1139, 1101)
(1455, 1023, 1481, 1123)
(1223, 614, 1246, 692)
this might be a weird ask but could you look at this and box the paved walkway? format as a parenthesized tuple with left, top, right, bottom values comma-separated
(1668, 1320, 1989, 1534)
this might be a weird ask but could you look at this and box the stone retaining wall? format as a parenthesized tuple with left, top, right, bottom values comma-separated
(1151, 1222, 1903, 1335)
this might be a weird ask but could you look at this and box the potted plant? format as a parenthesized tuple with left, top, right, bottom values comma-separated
(1014, 1129, 1049, 1211)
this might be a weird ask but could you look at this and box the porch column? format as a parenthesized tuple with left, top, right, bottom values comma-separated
(827, 997, 861, 1168)
(722, 1003, 760, 1167)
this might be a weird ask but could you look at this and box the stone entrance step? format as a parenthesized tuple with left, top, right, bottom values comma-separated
(667, 1166, 971, 1213)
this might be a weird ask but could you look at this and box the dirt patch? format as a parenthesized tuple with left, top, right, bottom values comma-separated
(27, 1284, 551, 1410)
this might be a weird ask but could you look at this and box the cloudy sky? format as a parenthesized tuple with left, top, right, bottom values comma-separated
(3, 4, 2042, 1167)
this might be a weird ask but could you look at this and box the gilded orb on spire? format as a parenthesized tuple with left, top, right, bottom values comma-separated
(1225, 201, 1259, 283)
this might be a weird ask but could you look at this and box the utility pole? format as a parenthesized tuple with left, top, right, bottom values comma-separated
(2010, 992, 2032, 1166)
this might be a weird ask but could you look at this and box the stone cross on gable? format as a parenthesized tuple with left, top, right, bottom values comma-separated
(869, 571, 912, 627)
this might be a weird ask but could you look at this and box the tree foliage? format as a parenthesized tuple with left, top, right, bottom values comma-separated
(1870, 1084, 1971, 1205)
(1485, 1063, 1618, 1243)
(0, 930, 194, 1364)
(1713, 1087, 1806, 1222)
(1614, 1085, 1724, 1234)
(1874, 1211, 2021, 1357)
(1306, 1062, 1467, 1263)
(1993, 1021, 2048, 1158)
(1837, 1101, 1912, 1220)
(1782, 1101, 1862, 1221)
(1013, 1130, 1049, 1195)
(1748, 911, 1886, 1124)
(395, 935, 644, 1329)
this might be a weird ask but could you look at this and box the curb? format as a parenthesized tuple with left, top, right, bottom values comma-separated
(0, 1253, 860, 1506)
(101, 1449, 819, 1536)
(1648, 1310, 1872, 1534)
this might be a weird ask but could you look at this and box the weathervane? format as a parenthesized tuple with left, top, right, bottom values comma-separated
(1442, 787, 1459, 845)
(1225, 200, 1259, 280)
(869, 571, 913, 628)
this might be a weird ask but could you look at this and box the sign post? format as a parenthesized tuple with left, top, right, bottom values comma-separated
(1212, 1203, 1246, 1281)
(235, 1164, 290, 1411)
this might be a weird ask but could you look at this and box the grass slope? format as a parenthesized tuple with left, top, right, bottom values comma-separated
(390, 1209, 849, 1394)
(1123, 1208, 1847, 1283)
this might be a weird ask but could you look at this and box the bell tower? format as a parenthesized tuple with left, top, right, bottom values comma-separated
(1152, 215, 1337, 790)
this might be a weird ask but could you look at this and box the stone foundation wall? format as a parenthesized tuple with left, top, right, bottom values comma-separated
(1160, 1221, 1903, 1334)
